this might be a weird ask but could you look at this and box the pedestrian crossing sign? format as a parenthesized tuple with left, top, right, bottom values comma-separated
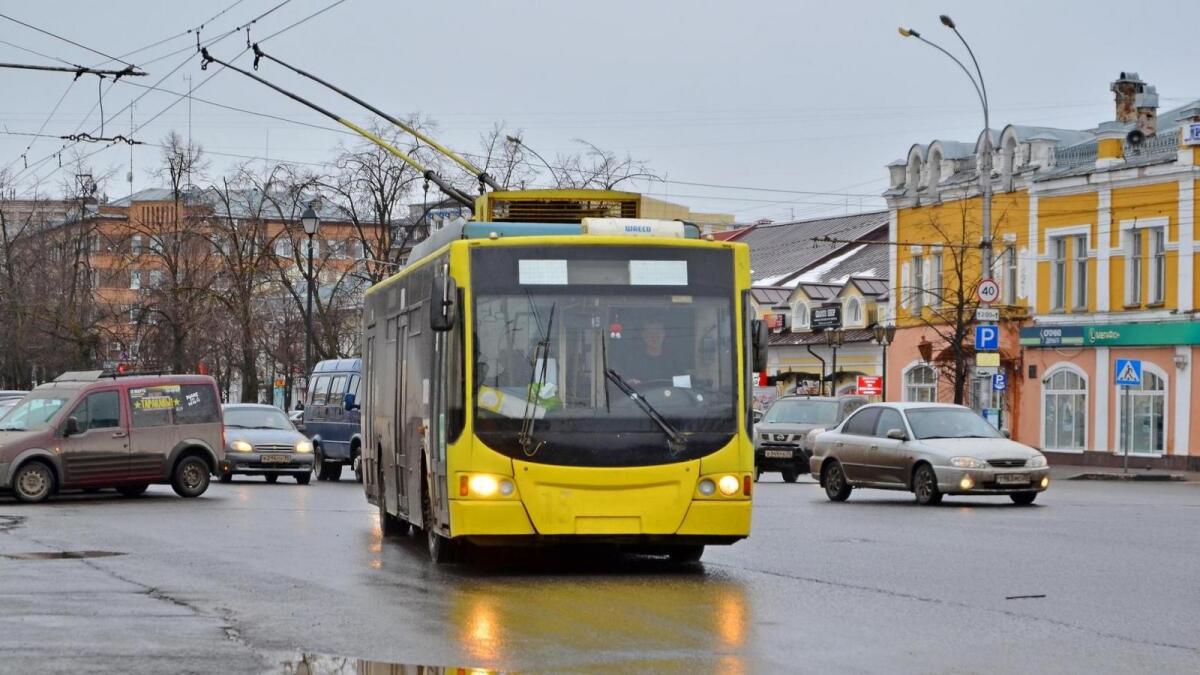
(1115, 359, 1142, 387)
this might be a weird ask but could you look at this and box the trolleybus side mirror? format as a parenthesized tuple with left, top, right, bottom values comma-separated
(751, 319, 768, 372)
(431, 266, 457, 332)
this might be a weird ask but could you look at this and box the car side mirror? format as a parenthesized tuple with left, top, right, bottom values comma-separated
(430, 264, 458, 332)
(886, 428, 907, 441)
(64, 416, 81, 436)
(750, 319, 768, 372)
(344, 393, 359, 411)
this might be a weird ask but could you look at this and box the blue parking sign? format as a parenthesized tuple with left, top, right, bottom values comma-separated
(992, 373, 1007, 391)
(975, 324, 999, 351)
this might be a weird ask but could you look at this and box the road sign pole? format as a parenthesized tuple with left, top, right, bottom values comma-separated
(1123, 386, 1130, 474)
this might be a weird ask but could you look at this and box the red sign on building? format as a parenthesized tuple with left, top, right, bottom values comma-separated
(856, 375, 882, 396)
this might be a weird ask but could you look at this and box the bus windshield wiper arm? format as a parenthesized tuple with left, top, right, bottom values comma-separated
(518, 298, 555, 456)
(605, 368, 685, 450)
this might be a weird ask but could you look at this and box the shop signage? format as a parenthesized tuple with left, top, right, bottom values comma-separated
(1186, 123, 1200, 146)
(856, 375, 882, 396)
(1021, 322, 1200, 347)
(811, 305, 842, 330)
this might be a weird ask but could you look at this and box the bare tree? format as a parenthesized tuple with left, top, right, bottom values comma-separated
(553, 139, 658, 190)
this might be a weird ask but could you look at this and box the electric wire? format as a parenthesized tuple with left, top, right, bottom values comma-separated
(0, 11, 138, 68)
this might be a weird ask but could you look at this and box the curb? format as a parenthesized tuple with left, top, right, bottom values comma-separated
(1065, 472, 1187, 482)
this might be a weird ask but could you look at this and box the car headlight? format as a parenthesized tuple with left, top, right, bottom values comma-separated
(949, 456, 988, 469)
(295, 440, 313, 454)
(231, 440, 252, 453)
(1027, 454, 1048, 468)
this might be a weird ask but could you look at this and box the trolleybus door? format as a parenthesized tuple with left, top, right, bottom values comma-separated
(385, 314, 407, 517)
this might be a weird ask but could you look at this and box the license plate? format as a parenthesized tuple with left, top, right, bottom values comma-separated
(996, 473, 1030, 485)
(260, 454, 292, 464)
(764, 450, 793, 459)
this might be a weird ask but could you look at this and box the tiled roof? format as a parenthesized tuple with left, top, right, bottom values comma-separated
(736, 211, 889, 285)
(750, 287, 790, 308)
(768, 328, 877, 346)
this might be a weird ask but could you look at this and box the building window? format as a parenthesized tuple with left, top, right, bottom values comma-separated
(1073, 236, 1088, 310)
(1150, 228, 1166, 304)
(1126, 229, 1142, 306)
(299, 238, 319, 258)
(911, 255, 925, 313)
(1051, 237, 1067, 311)
(131, 234, 142, 255)
(1043, 368, 1086, 451)
(793, 302, 809, 330)
(130, 270, 141, 290)
(928, 250, 942, 308)
(904, 365, 937, 402)
(1119, 369, 1165, 455)
(1003, 247, 1018, 305)
(275, 238, 293, 257)
(845, 298, 861, 325)
(149, 270, 163, 288)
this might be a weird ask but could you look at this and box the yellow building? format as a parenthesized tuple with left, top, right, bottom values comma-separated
(885, 72, 1200, 470)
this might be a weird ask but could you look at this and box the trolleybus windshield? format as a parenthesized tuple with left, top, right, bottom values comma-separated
(472, 245, 738, 467)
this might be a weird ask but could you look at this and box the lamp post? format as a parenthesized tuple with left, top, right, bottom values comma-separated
(873, 323, 897, 401)
(301, 204, 320, 385)
(899, 15, 994, 277)
(825, 328, 844, 396)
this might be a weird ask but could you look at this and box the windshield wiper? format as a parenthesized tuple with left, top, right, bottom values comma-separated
(518, 295, 555, 456)
(0, 426, 25, 431)
(605, 368, 686, 452)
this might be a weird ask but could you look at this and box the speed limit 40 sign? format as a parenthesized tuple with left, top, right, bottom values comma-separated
(977, 278, 1000, 304)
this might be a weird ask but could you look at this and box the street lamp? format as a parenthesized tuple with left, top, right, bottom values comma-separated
(899, 15, 994, 276)
(506, 135, 559, 186)
(825, 328, 845, 396)
(873, 323, 897, 401)
(301, 204, 320, 383)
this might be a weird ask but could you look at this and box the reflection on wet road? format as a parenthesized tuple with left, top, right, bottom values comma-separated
(2, 476, 1200, 673)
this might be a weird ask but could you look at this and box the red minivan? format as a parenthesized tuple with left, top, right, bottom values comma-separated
(0, 371, 225, 503)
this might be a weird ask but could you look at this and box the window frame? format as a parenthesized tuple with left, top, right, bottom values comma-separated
(911, 255, 925, 313)
(903, 363, 937, 403)
(1127, 228, 1143, 306)
(1003, 246, 1018, 305)
(1117, 365, 1167, 456)
(1073, 236, 1088, 310)
(1041, 365, 1087, 452)
(1150, 228, 1166, 304)
(309, 375, 332, 406)
(842, 407, 881, 436)
(1051, 237, 1067, 311)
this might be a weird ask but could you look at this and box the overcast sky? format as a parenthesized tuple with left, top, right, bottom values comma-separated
(1, 0, 1196, 222)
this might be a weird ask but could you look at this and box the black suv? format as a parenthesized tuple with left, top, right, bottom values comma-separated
(753, 395, 867, 482)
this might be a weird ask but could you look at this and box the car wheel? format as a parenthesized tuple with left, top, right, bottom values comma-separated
(12, 460, 55, 503)
(324, 462, 342, 482)
(265, 474, 279, 484)
(669, 545, 705, 563)
(219, 471, 233, 483)
(295, 472, 311, 485)
(171, 456, 211, 498)
(117, 484, 149, 497)
(913, 464, 943, 505)
(822, 461, 852, 502)
(781, 468, 800, 483)
(423, 476, 456, 564)
(313, 447, 326, 481)
(352, 447, 363, 483)
(1010, 491, 1037, 505)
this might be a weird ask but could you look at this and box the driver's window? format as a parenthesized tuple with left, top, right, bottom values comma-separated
(67, 399, 89, 433)
(874, 409, 903, 438)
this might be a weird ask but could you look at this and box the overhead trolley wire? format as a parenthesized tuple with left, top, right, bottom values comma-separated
(0, 11, 141, 70)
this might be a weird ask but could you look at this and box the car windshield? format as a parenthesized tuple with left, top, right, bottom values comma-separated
(0, 395, 70, 431)
(223, 407, 293, 430)
(762, 399, 840, 425)
(906, 408, 1003, 440)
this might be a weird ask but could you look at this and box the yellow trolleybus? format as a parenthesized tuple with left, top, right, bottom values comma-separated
(361, 190, 766, 562)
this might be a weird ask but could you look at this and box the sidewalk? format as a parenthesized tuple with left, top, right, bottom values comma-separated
(1049, 464, 1200, 482)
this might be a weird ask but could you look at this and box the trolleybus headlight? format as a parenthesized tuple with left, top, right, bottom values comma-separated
(718, 475, 739, 496)
(468, 475, 500, 497)
(498, 479, 515, 497)
(698, 479, 716, 496)
(231, 440, 252, 453)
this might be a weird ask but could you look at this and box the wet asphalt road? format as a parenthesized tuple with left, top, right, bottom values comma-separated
(1, 474, 1199, 674)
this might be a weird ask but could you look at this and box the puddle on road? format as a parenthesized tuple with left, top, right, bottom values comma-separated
(3, 550, 125, 560)
(275, 652, 501, 674)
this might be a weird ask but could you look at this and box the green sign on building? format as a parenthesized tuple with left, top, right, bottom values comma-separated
(1020, 322, 1200, 347)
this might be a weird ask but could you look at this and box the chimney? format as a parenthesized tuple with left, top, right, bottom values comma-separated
(1136, 85, 1159, 136)
(1110, 71, 1145, 124)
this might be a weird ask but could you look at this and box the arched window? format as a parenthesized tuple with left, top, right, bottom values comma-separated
(904, 364, 937, 402)
(1001, 136, 1018, 191)
(845, 298, 862, 325)
(925, 149, 942, 200)
(906, 151, 922, 196)
(1119, 367, 1166, 455)
(1042, 366, 1087, 451)
(793, 302, 809, 330)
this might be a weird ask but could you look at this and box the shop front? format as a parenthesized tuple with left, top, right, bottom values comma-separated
(1017, 322, 1200, 471)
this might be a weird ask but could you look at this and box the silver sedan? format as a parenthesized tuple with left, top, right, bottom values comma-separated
(219, 404, 315, 484)
(809, 402, 1050, 505)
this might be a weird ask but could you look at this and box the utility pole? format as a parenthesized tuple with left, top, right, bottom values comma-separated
(184, 74, 193, 187)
